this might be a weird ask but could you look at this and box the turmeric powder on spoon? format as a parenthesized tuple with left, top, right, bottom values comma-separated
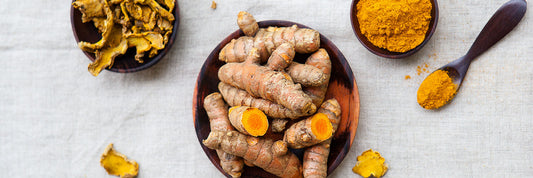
(356, 0, 432, 52)
(417, 70, 457, 109)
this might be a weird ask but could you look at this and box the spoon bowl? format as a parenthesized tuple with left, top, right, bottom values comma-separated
(420, 0, 527, 109)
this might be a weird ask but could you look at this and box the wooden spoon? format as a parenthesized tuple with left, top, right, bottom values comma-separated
(419, 0, 527, 109)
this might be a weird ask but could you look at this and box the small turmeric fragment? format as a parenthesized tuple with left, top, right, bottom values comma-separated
(211, 1, 217, 9)
(352, 149, 388, 178)
(228, 106, 269, 137)
(100, 144, 139, 178)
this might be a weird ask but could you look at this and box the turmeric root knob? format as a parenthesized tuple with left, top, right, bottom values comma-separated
(229, 106, 269, 137)
(237, 11, 259, 37)
(284, 113, 333, 149)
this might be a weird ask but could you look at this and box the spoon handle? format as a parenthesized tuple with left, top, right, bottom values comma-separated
(465, 0, 527, 61)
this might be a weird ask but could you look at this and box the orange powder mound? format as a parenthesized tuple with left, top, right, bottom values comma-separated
(417, 70, 457, 109)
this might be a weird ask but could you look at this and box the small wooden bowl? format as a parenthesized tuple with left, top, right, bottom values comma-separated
(70, 1, 180, 73)
(193, 20, 360, 177)
(350, 0, 439, 59)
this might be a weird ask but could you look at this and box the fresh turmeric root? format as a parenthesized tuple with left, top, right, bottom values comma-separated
(266, 43, 295, 71)
(283, 112, 333, 149)
(237, 11, 258, 37)
(302, 99, 341, 178)
(204, 93, 244, 177)
(203, 130, 303, 178)
(218, 48, 316, 115)
(218, 82, 312, 119)
(220, 12, 320, 63)
(302, 49, 332, 107)
(228, 106, 269, 137)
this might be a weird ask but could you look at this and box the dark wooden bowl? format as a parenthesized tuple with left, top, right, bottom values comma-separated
(70, 1, 180, 73)
(350, 0, 439, 59)
(193, 20, 360, 178)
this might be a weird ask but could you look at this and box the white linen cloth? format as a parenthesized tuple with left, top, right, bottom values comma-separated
(0, 0, 531, 177)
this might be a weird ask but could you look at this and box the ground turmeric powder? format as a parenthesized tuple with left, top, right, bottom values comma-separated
(417, 70, 457, 109)
(356, 0, 432, 52)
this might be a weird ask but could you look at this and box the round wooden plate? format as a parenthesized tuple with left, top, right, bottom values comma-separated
(70, 0, 180, 73)
(193, 20, 360, 177)
(350, 0, 439, 59)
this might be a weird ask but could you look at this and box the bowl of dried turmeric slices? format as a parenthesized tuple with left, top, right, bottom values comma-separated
(71, 0, 179, 76)
(193, 12, 360, 178)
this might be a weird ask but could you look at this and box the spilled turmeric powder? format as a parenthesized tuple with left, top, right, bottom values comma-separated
(417, 70, 457, 109)
(356, 0, 432, 52)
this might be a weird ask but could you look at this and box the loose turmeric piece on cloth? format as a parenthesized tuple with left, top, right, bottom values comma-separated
(417, 70, 457, 109)
(352, 149, 388, 178)
(203, 130, 303, 178)
(356, 0, 432, 52)
(100, 144, 139, 178)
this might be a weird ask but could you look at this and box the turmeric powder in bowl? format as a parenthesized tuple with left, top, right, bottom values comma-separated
(356, 0, 432, 53)
(417, 70, 457, 109)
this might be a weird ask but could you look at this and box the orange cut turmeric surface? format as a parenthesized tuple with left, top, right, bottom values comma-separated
(100, 144, 139, 178)
(352, 149, 388, 178)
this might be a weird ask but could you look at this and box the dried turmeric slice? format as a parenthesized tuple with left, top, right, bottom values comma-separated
(88, 24, 128, 76)
(77, 0, 115, 53)
(100, 144, 139, 178)
(352, 149, 388, 178)
(126, 36, 151, 63)
(134, 0, 174, 21)
(72, 0, 106, 23)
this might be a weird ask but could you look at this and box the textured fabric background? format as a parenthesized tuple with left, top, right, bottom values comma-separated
(0, 0, 531, 177)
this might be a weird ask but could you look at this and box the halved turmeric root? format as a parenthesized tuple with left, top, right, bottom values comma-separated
(100, 144, 139, 178)
(302, 99, 341, 178)
(228, 106, 269, 137)
(284, 112, 333, 149)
